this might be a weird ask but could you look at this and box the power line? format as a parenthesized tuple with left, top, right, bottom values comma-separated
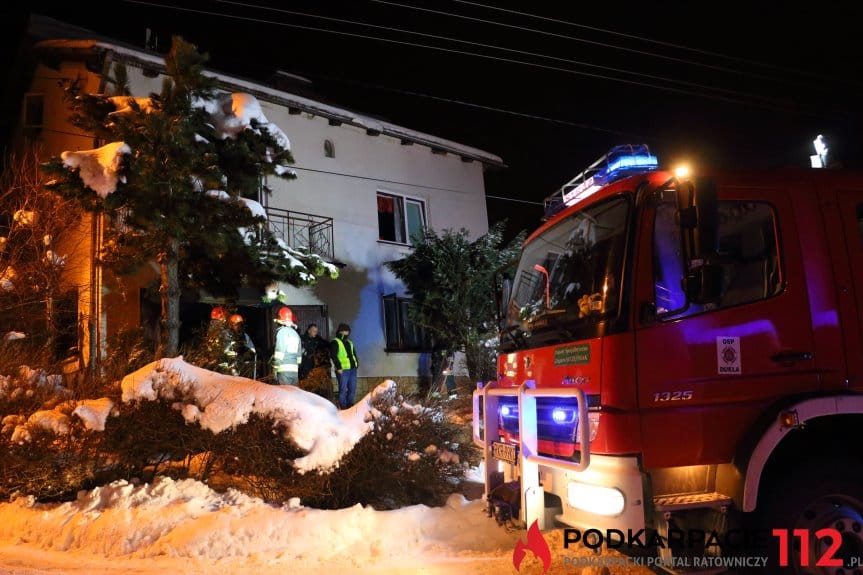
(213, 0, 800, 109)
(316, 75, 662, 141)
(369, 0, 843, 91)
(119, 0, 826, 114)
(450, 0, 861, 87)
(486, 195, 544, 206)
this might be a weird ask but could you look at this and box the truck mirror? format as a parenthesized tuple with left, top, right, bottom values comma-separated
(683, 262, 723, 305)
(498, 275, 513, 329)
(676, 176, 721, 305)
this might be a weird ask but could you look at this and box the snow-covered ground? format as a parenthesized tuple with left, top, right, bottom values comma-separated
(0, 474, 652, 575)
(0, 360, 653, 574)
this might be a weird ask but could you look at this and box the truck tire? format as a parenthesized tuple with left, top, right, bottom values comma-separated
(753, 460, 863, 574)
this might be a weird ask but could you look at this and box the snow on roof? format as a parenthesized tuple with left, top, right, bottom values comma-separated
(61, 141, 130, 198)
(34, 39, 504, 167)
(121, 357, 389, 473)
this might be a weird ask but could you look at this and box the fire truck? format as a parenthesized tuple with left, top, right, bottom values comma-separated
(473, 144, 863, 572)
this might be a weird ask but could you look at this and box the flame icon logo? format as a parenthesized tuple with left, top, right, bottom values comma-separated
(513, 519, 552, 573)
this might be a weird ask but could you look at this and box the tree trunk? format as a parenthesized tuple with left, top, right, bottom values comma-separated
(157, 237, 181, 358)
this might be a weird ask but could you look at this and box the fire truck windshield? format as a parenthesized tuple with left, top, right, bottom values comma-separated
(503, 195, 631, 349)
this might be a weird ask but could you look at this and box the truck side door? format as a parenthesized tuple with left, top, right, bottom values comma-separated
(634, 185, 817, 468)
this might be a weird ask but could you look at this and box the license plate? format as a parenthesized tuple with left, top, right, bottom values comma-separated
(491, 441, 518, 465)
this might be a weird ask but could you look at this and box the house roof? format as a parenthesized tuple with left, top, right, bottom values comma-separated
(30, 17, 505, 168)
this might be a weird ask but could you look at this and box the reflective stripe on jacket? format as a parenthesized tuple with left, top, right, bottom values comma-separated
(273, 325, 301, 373)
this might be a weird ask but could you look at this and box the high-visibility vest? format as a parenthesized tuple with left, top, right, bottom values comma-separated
(273, 325, 301, 373)
(334, 337, 357, 370)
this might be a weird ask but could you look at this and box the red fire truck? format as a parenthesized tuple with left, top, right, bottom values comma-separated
(473, 145, 863, 572)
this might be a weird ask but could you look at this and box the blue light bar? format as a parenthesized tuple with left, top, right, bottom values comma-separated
(605, 153, 658, 174)
(545, 144, 659, 218)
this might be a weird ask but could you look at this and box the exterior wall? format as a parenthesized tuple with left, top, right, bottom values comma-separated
(259, 103, 489, 383)
(24, 48, 494, 387)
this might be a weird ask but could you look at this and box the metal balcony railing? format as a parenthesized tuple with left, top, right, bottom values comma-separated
(265, 207, 334, 260)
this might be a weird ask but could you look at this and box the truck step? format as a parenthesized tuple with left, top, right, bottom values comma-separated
(653, 492, 732, 512)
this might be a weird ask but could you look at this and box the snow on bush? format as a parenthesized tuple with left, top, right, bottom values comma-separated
(121, 357, 386, 473)
(60, 141, 131, 198)
(73, 398, 116, 432)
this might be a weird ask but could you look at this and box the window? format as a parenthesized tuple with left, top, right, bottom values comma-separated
(324, 139, 335, 158)
(53, 290, 79, 359)
(654, 199, 782, 318)
(377, 192, 426, 244)
(383, 294, 432, 351)
(22, 93, 44, 129)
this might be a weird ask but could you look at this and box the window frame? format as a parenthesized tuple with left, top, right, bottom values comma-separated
(376, 190, 427, 245)
(653, 198, 785, 321)
(382, 293, 432, 352)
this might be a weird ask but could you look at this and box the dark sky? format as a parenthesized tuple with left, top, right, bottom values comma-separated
(8, 1, 863, 240)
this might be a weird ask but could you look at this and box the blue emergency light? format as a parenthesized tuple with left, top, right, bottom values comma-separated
(544, 145, 658, 218)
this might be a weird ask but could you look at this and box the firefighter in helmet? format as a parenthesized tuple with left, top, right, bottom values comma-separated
(227, 313, 257, 378)
(272, 306, 302, 385)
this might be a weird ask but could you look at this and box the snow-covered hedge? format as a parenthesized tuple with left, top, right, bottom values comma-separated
(0, 358, 478, 508)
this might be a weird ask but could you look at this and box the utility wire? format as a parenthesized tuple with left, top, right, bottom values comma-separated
(316, 75, 662, 141)
(371, 0, 857, 91)
(119, 0, 827, 113)
(213, 0, 800, 108)
(451, 0, 860, 87)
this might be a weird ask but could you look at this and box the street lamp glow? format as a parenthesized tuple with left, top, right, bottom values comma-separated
(675, 165, 690, 178)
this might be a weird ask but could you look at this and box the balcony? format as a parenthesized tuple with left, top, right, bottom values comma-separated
(265, 207, 334, 260)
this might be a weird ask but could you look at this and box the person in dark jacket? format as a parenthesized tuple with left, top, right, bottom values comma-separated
(329, 323, 358, 408)
(299, 324, 333, 400)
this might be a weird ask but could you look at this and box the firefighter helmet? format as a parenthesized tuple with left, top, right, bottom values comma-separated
(229, 313, 244, 325)
(211, 306, 226, 321)
(276, 306, 294, 325)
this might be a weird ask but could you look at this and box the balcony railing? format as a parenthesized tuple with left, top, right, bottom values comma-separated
(265, 207, 334, 261)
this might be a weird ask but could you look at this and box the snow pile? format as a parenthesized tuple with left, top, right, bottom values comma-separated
(0, 476, 516, 567)
(13, 209, 35, 225)
(11, 409, 70, 442)
(0, 266, 15, 291)
(3, 331, 25, 342)
(121, 357, 388, 473)
(73, 398, 116, 432)
(61, 141, 131, 198)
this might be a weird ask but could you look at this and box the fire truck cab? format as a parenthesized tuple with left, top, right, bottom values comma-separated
(474, 145, 863, 571)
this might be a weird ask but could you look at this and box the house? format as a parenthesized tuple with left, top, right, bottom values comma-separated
(12, 16, 503, 393)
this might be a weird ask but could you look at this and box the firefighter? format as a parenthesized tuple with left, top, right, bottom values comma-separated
(204, 306, 235, 375)
(227, 313, 257, 379)
(272, 306, 302, 386)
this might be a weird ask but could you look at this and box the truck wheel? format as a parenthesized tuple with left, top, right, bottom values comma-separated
(754, 460, 863, 574)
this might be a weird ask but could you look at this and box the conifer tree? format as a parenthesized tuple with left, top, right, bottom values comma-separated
(385, 221, 524, 381)
(43, 36, 336, 358)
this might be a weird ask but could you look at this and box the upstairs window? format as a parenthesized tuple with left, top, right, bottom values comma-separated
(377, 192, 426, 244)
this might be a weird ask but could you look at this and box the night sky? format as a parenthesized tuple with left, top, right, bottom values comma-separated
(6, 1, 863, 241)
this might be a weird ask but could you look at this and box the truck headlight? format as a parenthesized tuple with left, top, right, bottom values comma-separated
(567, 481, 625, 516)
